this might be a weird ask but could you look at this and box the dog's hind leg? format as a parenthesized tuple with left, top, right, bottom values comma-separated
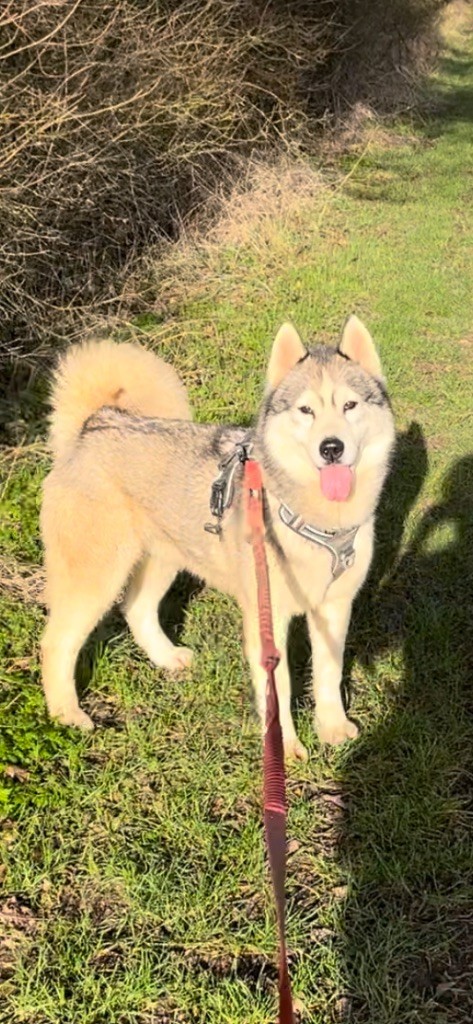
(41, 497, 141, 730)
(123, 552, 193, 673)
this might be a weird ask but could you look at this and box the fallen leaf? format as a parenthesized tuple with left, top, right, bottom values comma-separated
(321, 792, 348, 810)
(3, 765, 29, 783)
(293, 995, 308, 1018)
(335, 994, 352, 1020)
(331, 885, 348, 900)
(310, 927, 334, 942)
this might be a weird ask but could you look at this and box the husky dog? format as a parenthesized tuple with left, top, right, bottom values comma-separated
(40, 317, 395, 760)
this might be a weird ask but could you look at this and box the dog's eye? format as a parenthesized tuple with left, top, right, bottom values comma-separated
(343, 401, 358, 413)
(298, 405, 314, 417)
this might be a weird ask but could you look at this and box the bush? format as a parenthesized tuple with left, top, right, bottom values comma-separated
(0, 0, 445, 376)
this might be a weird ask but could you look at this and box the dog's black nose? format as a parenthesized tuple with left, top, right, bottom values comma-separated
(319, 436, 344, 463)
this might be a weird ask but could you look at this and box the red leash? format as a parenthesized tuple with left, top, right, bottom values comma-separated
(244, 458, 295, 1024)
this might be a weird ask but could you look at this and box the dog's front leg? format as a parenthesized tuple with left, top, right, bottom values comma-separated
(243, 609, 308, 762)
(309, 598, 359, 746)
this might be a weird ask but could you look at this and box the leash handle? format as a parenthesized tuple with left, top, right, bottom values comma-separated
(244, 459, 295, 1024)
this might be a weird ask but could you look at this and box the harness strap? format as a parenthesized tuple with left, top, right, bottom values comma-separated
(278, 502, 358, 580)
(244, 458, 295, 1024)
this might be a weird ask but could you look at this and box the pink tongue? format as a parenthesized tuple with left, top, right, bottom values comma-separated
(320, 465, 353, 501)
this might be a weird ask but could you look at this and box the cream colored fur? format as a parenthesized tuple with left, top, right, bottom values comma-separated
(49, 338, 191, 458)
(40, 321, 394, 758)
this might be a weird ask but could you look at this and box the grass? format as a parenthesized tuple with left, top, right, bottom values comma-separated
(1, 5, 473, 1022)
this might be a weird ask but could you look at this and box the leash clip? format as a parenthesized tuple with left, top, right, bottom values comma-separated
(204, 438, 253, 535)
(204, 468, 236, 535)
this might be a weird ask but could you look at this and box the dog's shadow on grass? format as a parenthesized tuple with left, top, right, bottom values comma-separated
(334, 441, 473, 1020)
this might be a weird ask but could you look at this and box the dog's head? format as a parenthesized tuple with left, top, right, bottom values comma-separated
(259, 317, 395, 525)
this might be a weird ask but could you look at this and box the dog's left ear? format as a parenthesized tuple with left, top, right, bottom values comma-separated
(338, 315, 384, 379)
(267, 323, 307, 388)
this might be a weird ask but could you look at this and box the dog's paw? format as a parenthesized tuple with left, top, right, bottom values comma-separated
(53, 706, 95, 731)
(315, 714, 359, 746)
(284, 734, 309, 763)
(162, 646, 194, 673)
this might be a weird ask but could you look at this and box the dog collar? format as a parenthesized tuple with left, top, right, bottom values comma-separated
(278, 502, 358, 580)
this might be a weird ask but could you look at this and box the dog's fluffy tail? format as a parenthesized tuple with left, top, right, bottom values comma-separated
(49, 339, 191, 459)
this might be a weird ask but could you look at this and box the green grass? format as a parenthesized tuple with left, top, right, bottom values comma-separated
(2, 7, 473, 1022)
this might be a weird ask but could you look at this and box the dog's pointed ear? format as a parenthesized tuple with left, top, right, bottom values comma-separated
(338, 315, 384, 379)
(267, 323, 307, 388)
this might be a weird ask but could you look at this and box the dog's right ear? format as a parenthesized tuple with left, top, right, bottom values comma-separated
(267, 323, 307, 388)
(338, 315, 384, 379)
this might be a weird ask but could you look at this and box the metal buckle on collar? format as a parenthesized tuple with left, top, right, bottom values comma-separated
(278, 502, 358, 580)
(205, 440, 253, 535)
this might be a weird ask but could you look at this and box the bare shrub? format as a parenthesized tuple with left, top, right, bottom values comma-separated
(0, 0, 446, 382)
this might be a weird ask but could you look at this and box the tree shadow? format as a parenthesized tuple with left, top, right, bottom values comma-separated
(337, 450, 473, 1021)
(419, 34, 473, 129)
(344, 32, 473, 207)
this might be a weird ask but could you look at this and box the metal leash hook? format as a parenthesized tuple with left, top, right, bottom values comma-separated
(204, 439, 253, 535)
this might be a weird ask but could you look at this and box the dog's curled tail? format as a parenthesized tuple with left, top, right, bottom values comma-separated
(49, 339, 191, 459)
